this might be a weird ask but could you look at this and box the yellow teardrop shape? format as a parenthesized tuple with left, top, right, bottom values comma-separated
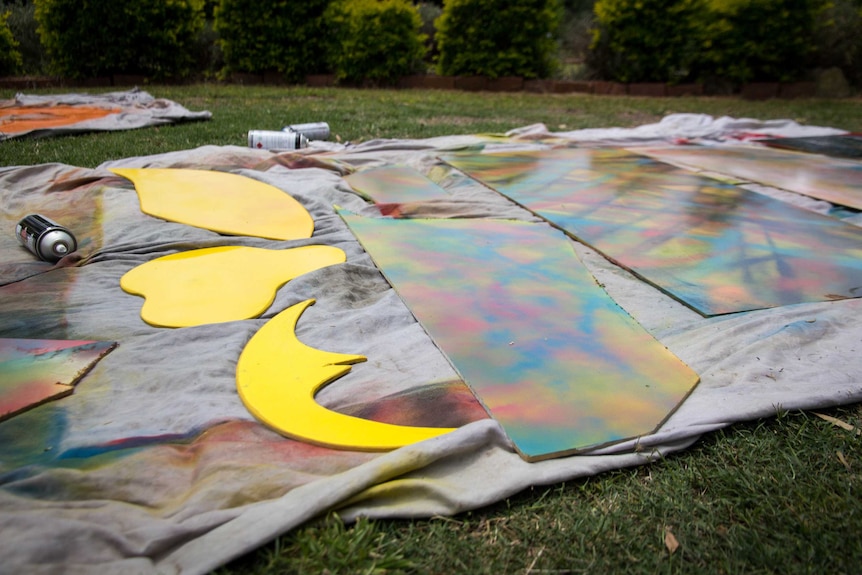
(110, 168, 314, 240)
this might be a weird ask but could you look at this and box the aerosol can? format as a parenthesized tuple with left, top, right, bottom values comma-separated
(282, 122, 330, 141)
(248, 130, 309, 150)
(16, 214, 78, 262)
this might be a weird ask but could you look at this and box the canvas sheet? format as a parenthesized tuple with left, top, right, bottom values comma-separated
(0, 114, 860, 574)
(0, 88, 211, 140)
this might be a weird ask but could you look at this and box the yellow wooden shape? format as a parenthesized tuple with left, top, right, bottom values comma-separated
(121, 245, 346, 327)
(236, 299, 456, 450)
(109, 168, 314, 240)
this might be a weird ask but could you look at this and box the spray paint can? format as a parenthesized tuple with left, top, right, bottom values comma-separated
(282, 122, 330, 141)
(16, 214, 78, 262)
(248, 130, 308, 150)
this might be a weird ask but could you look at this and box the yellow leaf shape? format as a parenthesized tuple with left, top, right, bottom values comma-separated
(121, 245, 346, 327)
(236, 299, 456, 451)
(110, 168, 314, 240)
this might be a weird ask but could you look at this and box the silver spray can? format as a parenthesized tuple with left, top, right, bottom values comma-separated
(16, 214, 78, 262)
(248, 129, 308, 150)
(282, 122, 330, 141)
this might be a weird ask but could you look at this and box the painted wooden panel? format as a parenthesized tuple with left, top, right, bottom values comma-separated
(759, 135, 862, 159)
(0, 338, 116, 422)
(442, 148, 862, 316)
(345, 166, 449, 204)
(340, 213, 699, 461)
(634, 145, 862, 210)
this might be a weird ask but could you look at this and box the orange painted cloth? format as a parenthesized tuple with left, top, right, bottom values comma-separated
(0, 89, 210, 140)
(0, 104, 121, 136)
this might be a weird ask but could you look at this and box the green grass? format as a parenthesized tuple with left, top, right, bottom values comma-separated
(2, 84, 861, 168)
(3, 84, 861, 574)
(222, 407, 862, 575)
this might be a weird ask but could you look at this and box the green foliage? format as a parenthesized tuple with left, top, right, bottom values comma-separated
(326, 0, 426, 85)
(435, 0, 563, 79)
(34, 0, 205, 80)
(214, 0, 334, 82)
(225, 515, 416, 574)
(589, 0, 829, 84)
(0, 10, 22, 75)
(589, 0, 706, 83)
(699, 0, 829, 84)
(815, 0, 862, 87)
(1, 0, 45, 75)
(201, 0, 218, 19)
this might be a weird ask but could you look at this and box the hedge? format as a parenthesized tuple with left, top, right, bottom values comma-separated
(34, 0, 205, 80)
(435, 0, 562, 79)
(0, 10, 22, 76)
(214, 0, 334, 82)
(590, 0, 830, 85)
(590, 0, 704, 84)
(326, 0, 426, 85)
(700, 0, 828, 84)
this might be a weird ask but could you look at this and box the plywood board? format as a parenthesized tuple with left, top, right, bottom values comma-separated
(759, 135, 862, 159)
(442, 148, 862, 316)
(634, 145, 862, 210)
(340, 213, 699, 461)
(0, 338, 117, 422)
(344, 166, 450, 204)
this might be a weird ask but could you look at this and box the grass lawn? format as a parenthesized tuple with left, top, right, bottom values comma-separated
(3, 84, 861, 167)
(3, 84, 861, 574)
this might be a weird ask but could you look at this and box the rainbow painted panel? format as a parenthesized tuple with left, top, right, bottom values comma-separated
(344, 166, 449, 204)
(340, 213, 699, 461)
(0, 338, 117, 422)
(760, 135, 862, 160)
(442, 148, 862, 316)
(634, 145, 862, 210)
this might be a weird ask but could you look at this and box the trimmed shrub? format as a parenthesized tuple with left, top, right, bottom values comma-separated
(2, 0, 45, 75)
(699, 0, 828, 84)
(326, 0, 426, 85)
(589, 0, 828, 85)
(815, 0, 862, 87)
(435, 0, 563, 79)
(0, 10, 22, 76)
(589, 0, 705, 83)
(214, 0, 334, 82)
(34, 0, 205, 80)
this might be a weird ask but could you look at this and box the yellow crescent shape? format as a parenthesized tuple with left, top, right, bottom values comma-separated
(109, 167, 314, 240)
(236, 299, 456, 451)
(121, 245, 346, 327)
